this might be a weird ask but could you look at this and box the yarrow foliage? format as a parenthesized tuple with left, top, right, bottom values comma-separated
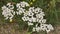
(1, 1, 54, 33)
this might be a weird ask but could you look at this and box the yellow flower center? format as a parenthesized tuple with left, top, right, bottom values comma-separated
(10, 19, 12, 22)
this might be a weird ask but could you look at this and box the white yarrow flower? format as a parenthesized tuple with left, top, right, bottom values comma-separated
(7, 3, 14, 9)
(20, 1, 29, 7)
(2, 6, 7, 10)
(28, 22, 33, 25)
(29, 7, 35, 12)
(33, 27, 36, 32)
(41, 19, 46, 23)
(16, 3, 21, 8)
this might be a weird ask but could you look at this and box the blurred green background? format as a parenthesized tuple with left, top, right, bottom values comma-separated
(0, 0, 60, 34)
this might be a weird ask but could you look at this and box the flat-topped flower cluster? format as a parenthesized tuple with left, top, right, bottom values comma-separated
(1, 1, 54, 33)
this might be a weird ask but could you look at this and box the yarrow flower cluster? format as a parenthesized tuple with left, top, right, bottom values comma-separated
(1, 1, 54, 33)
(2, 3, 15, 21)
(16, 1, 29, 15)
(22, 7, 54, 33)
